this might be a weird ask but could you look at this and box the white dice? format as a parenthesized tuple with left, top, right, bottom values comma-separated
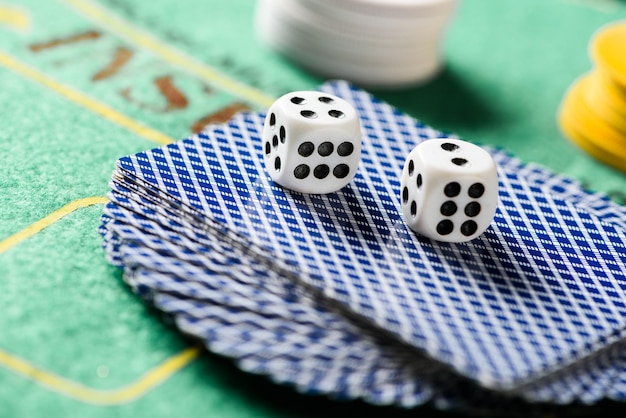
(262, 91, 361, 194)
(400, 138, 498, 242)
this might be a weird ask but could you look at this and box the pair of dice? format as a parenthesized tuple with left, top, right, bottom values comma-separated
(262, 91, 498, 243)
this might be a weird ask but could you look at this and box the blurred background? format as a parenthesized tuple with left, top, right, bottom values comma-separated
(0, 0, 625, 417)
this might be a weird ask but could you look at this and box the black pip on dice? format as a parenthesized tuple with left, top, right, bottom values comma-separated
(400, 138, 498, 243)
(262, 91, 362, 194)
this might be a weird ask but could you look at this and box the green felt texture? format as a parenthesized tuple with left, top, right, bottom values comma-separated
(0, 0, 625, 417)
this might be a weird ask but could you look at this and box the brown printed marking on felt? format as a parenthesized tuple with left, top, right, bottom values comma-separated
(155, 75, 188, 109)
(29, 30, 101, 52)
(192, 102, 250, 133)
(0, 52, 174, 145)
(92, 46, 133, 81)
(66, 0, 274, 108)
(120, 75, 188, 112)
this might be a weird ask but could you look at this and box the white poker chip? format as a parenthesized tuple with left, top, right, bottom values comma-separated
(267, 1, 443, 63)
(328, 0, 457, 21)
(261, 23, 442, 87)
(295, 0, 453, 41)
(257, 7, 440, 87)
(306, 0, 456, 26)
(256, 0, 458, 88)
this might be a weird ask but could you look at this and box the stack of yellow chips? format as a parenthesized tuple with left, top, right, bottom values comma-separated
(559, 21, 626, 173)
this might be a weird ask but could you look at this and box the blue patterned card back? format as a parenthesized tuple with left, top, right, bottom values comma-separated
(110, 81, 626, 390)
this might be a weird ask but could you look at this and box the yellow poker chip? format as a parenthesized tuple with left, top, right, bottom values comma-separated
(559, 109, 626, 172)
(590, 21, 626, 88)
(563, 76, 626, 149)
(588, 70, 626, 114)
(585, 73, 626, 135)
(558, 78, 626, 172)
(559, 107, 626, 172)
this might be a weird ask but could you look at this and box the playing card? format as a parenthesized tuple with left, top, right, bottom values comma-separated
(110, 81, 626, 387)
(100, 80, 626, 409)
(106, 194, 626, 402)
(107, 221, 528, 410)
(113, 228, 449, 407)
(104, 205, 626, 408)
(608, 352, 626, 401)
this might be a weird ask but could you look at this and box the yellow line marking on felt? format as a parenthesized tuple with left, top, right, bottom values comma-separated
(0, 346, 201, 405)
(0, 3, 30, 32)
(0, 51, 174, 145)
(64, 0, 275, 108)
(0, 197, 109, 254)
(0, 197, 201, 403)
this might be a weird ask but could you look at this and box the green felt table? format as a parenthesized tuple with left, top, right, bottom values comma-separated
(1, 0, 625, 416)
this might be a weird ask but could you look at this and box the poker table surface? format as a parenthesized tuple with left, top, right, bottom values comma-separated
(1, 0, 626, 416)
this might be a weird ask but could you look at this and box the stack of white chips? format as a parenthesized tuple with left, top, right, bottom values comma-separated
(255, 0, 459, 88)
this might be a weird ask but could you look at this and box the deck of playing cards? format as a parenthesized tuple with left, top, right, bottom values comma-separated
(101, 81, 626, 414)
